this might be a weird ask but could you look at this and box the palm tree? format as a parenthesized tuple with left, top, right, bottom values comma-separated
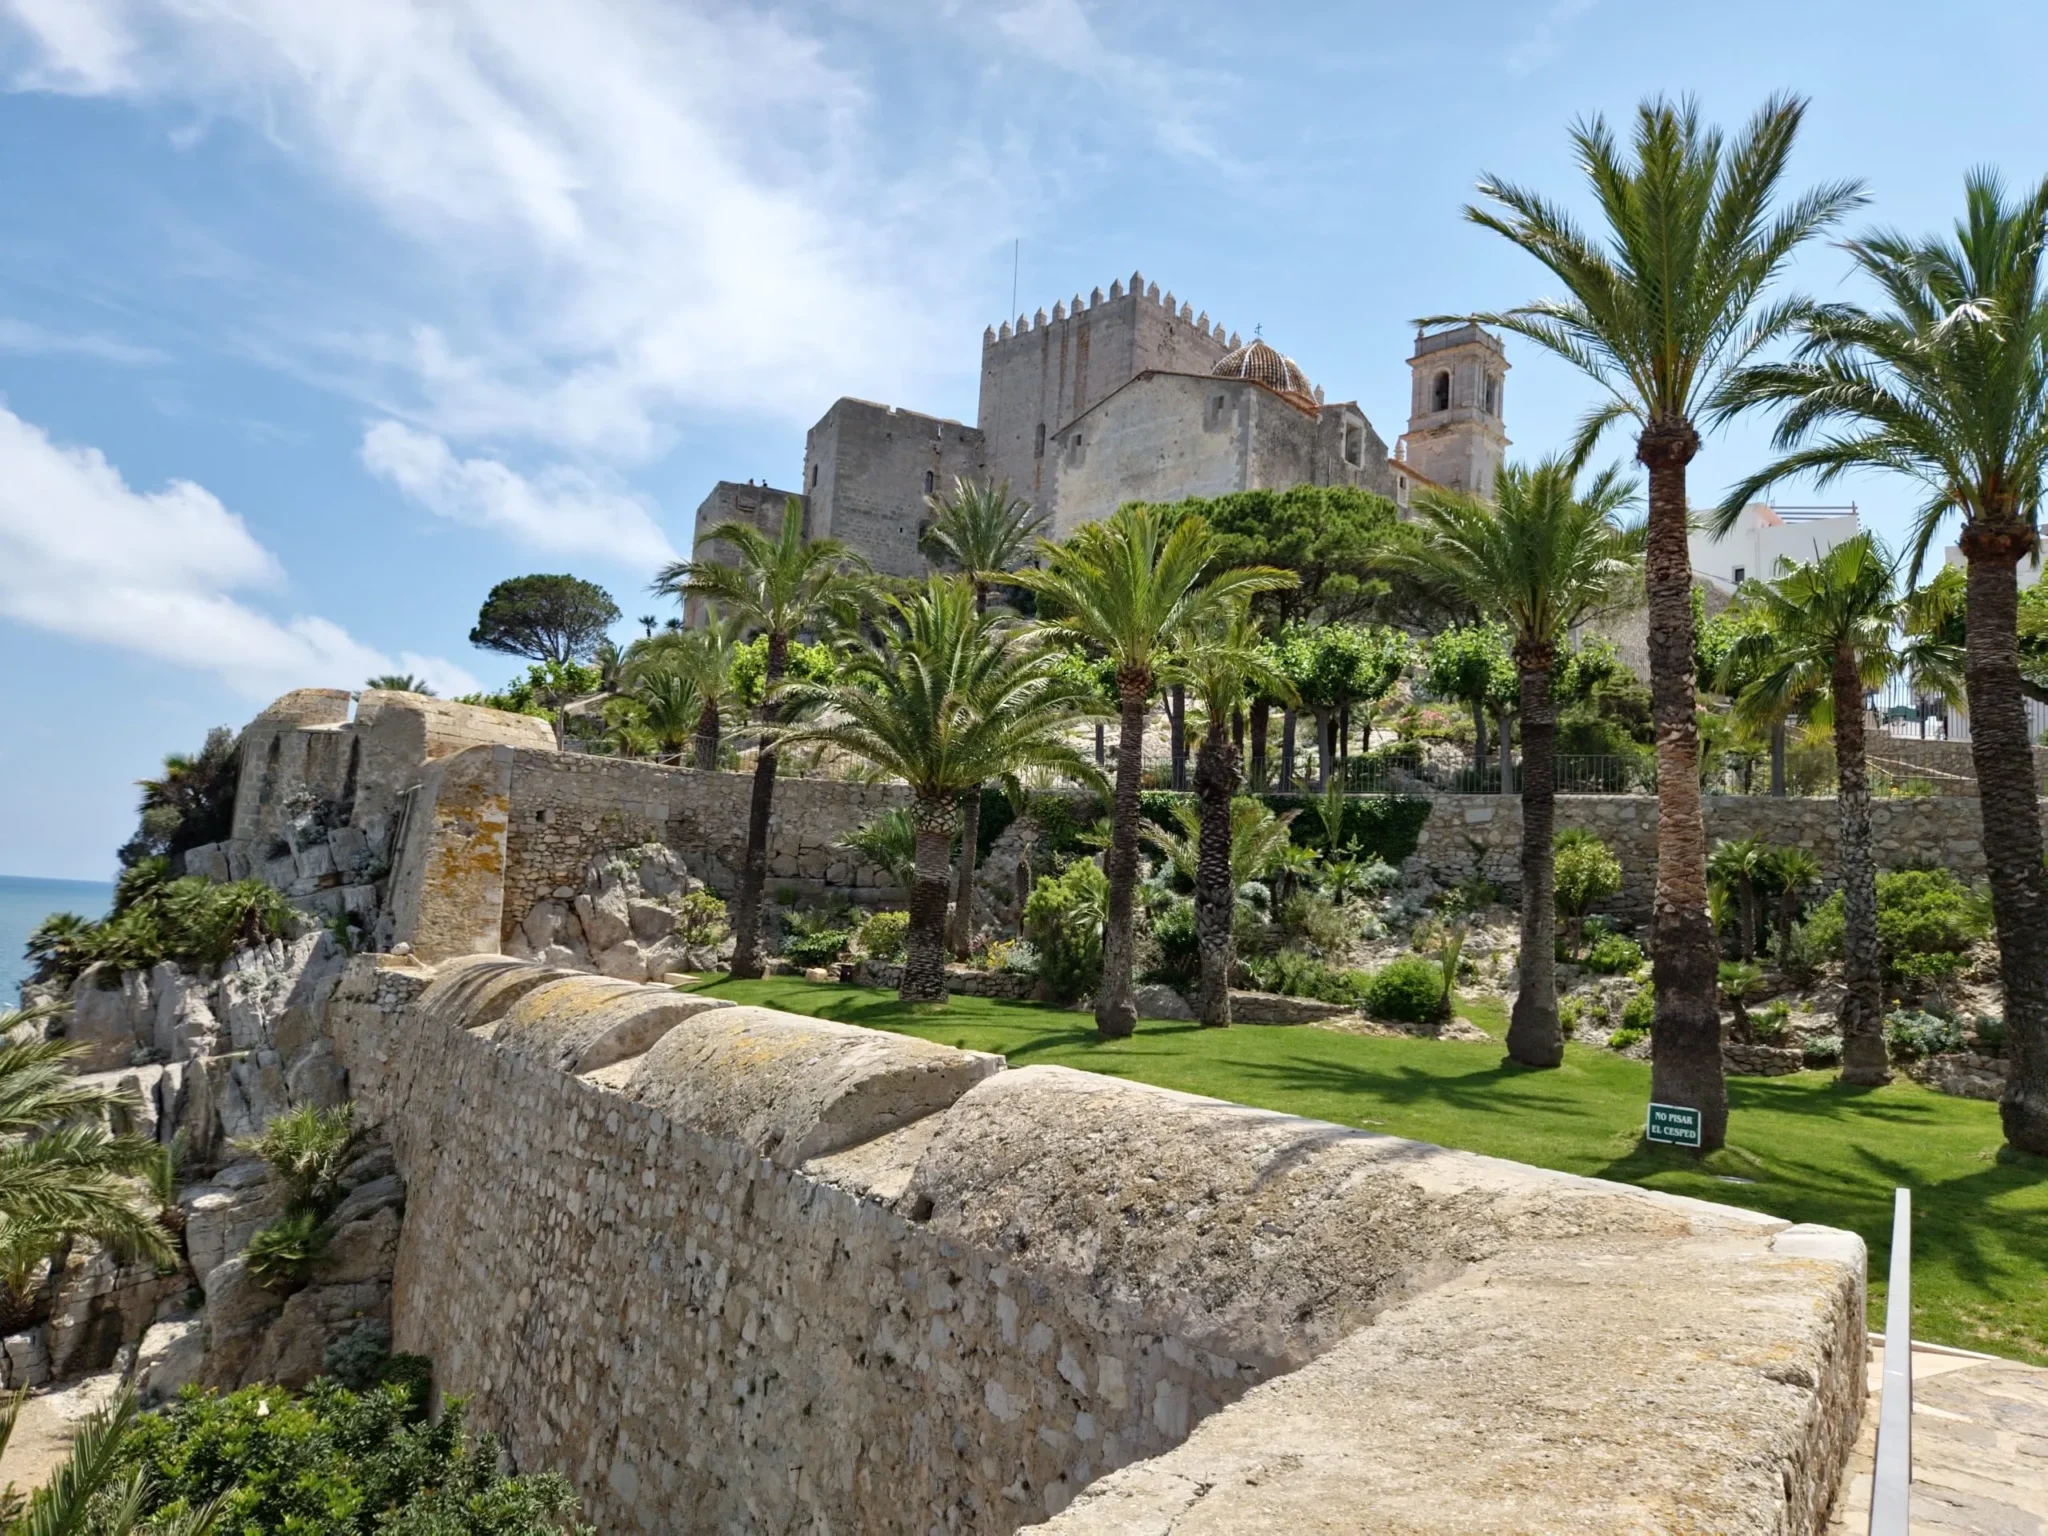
(1715, 174, 2048, 1146)
(363, 673, 434, 696)
(1720, 535, 1909, 1085)
(1175, 605, 1297, 1026)
(922, 478, 1051, 954)
(652, 505, 871, 978)
(780, 578, 1104, 1000)
(1707, 836, 1771, 962)
(921, 477, 1048, 614)
(0, 1009, 173, 1271)
(617, 664, 705, 763)
(1447, 95, 1864, 1146)
(1015, 506, 1294, 1037)
(1393, 459, 1640, 1067)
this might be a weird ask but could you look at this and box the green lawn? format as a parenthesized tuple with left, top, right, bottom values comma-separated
(689, 975, 2048, 1365)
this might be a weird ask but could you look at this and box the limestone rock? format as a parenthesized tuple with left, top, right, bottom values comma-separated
(0, 1331, 49, 1390)
(1132, 984, 1194, 1021)
(198, 1255, 286, 1389)
(521, 899, 569, 953)
(575, 888, 632, 953)
(45, 1242, 180, 1381)
(183, 1162, 281, 1286)
(309, 1206, 401, 1287)
(595, 940, 649, 981)
(66, 966, 149, 1072)
(182, 842, 231, 883)
(135, 1320, 207, 1405)
(627, 899, 676, 945)
(327, 1173, 403, 1228)
(149, 963, 220, 1058)
(217, 1052, 290, 1141)
(241, 1280, 389, 1391)
(285, 1041, 348, 1109)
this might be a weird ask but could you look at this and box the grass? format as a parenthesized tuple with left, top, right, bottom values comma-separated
(688, 975, 2048, 1365)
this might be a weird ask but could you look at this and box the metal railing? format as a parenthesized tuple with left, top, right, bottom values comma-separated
(1870, 1187, 1912, 1536)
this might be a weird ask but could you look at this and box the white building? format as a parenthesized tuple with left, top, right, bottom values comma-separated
(1688, 502, 1860, 593)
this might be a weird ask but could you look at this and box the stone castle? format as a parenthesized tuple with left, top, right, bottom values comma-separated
(693, 275, 1511, 573)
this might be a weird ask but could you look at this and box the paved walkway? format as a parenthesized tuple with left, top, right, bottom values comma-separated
(1829, 1342, 2048, 1534)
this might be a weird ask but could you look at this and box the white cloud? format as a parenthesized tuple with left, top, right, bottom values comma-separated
(0, 404, 473, 698)
(0, 316, 163, 365)
(360, 420, 675, 567)
(0, 1, 997, 458)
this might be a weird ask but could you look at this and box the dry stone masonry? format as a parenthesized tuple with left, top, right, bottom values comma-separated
(320, 951, 1868, 1534)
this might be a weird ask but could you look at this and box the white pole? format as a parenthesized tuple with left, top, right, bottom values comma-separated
(1868, 1187, 1912, 1536)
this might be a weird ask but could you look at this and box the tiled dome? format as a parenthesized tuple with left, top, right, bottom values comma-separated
(1211, 338, 1316, 405)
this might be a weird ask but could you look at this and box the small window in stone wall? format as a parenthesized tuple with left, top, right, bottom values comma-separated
(1432, 371, 1451, 413)
(1035, 422, 1046, 457)
(810, 463, 818, 488)
(1485, 374, 1498, 415)
(1344, 424, 1363, 466)
(924, 469, 935, 495)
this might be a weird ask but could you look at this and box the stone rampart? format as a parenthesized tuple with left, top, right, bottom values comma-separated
(1412, 792, 1993, 922)
(328, 953, 1867, 1534)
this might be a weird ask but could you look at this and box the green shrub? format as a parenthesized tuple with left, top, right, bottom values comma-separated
(1974, 1014, 2007, 1051)
(236, 1104, 357, 1214)
(780, 916, 853, 967)
(1802, 1033, 1843, 1067)
(1884, 1009, 1967, 1060)
(1580, 933, 1643, 976)
(1620, 982, 1654, 1033)
(1557, 996, 1583, 1039)
(117, 1378, 593, 1535)
(1801, 893, 1846, 958)
(1362, 956, 1446, 1024)
(1552, 829, 1622, 947)
(1801, 870, 1992, 982)
(1277, 891, 1352, 955)
(32, 876, 300, 988)
(1142, 899, 1201, 989)
(1024, 860, 1109, 1004)
(1607, 1025, 1647, 1051)
(1260, 794, 1433, 866)
(246, 1208, 329, 1290)
(1242, 949, 1372, 1006)
(672, 889, 730, 949)
(1753, 1000, 1792, 1043)
(855, 909, 910, 961)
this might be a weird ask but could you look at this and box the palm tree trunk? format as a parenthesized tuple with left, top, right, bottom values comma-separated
(1737, 880, 1757, 961)
(949, 786, 981, 960)
(1096, 680, 1148, 1038)
(1169, 684, 1188, 790)
(1638, 420, 1725, 1150)
(901, 797, 955, 1002)
(1506, 649, 1562, 1067)
(728, 634, 787, 980)
(1960, 532, 2048, 1151)
(694, 699, 720, 772)
(1193, 720, 1240, 1027)
(1250, 700, 1270, 789)
(1832, 648, 1888, 1085)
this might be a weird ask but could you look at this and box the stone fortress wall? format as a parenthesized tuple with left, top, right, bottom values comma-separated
(328, 953, 1868, 1534)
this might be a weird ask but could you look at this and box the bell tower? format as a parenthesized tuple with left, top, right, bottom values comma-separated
(1401, 324, 1509, 499)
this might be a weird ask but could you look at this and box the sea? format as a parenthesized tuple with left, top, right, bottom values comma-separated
(0, 874, 115, 1006)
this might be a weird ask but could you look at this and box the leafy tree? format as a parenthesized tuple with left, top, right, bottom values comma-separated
(652, 505, 871, 978)
(920, 477, 1047, 613)
(1720, 535, 1914, 1083)
(364, 674, 435, 696)
(1449, 95, 1863, 1150)
(1184, 485, 1399, 627)
(1269, 624, 1409, 788)
(1553, 829, 1622, 956)
(1015, 506, 1294, 1037)
(120, 729, 242, 871)
(469, 574, 620, 666)
(780, 577, 1103, 1001)
(1420, 625, 1517, 780)
(1395, 458, 1642, 1066)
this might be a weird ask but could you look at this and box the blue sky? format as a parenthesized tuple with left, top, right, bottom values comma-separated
(0, 0, 2042, 878)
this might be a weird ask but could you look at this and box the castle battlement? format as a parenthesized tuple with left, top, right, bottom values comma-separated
(986, 271, 1239, 350)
